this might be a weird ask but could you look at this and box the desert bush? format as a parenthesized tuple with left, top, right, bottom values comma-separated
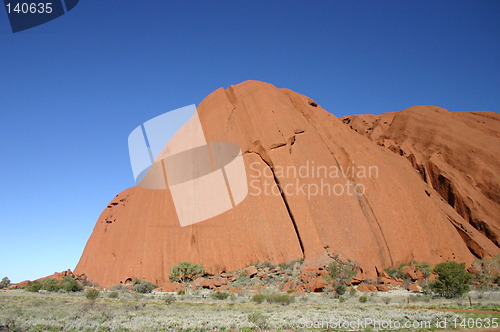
(416, 262, 432, 278)
(431, 262, 472, 298)
(86, 289, 100, 302)
(177, 289, 186, 295)
(59, 276, 83, 292)
(382, 297, 391, 305)
(335, 284, 347, 295)
(132, 279, 156, 294)
(0, 277, 11, 289)
(108, 292, 119, 299)
(471, 254, 500, 289)
(385, 261, 431, 280)
(40, 278, 59, 292)
(23, 277, 82, 293)
(255, 261, 275, 269)
(339, 296, 346, 303)
(251, 293, 266, 304)
(25, 281, 42, 292)
(163, 294, 176, 304)
(286, 289, 295, 293)
(169, 261, 205, 283)
(420, 280, 432, 295)
(265, 293, 295, 305)
(325, 255, 357, 295)
(349, 287, 356, 297)
(359, 295, 368, 303)
(278, 258, 304, 271)
(211, 291, 230, 300)
(385, 262, 410, 279)
(248, 312, 269, 330)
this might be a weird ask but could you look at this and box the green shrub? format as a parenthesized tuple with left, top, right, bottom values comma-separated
(59, 277, 83, 292)
(325, 255, 357, 295)
(25, 281, 42, 292)
(430, 262, 472, 298)
(255, 261, 275, 270)
(385, 262, 410, 279)
(169, 262, 205, 283)
(286, 289, 295, 293)
(132, 279, 156, 294)
(349, 287, 356, 297)
(40, 278, 59, 292)
(163, 294, 176, 304)
(0, 277, 11, 289)
(471, 254, 500, 289)
(359, 295, 368, 303)
(86, 289, 100, 301)
(335, 284, 346, 295)
(339, 296, 346, 303)
(23, 277, 82, 293)
(265, 293, 295, 305)
(278, 258, 304, 271)
(211, 291, 230, 300)
(108, 292, 119, 299)
(416, 262, 432, 278)
(251, 293, 266, 304)
(177, 289, 186, 295)
(248, 312, 269, 330)
(385, 261, 431, 280)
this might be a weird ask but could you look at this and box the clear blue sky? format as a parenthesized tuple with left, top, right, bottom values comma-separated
(0, 1, 498, 283)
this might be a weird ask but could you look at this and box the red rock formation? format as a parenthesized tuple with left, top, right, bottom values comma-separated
(341, 106, 500, 256)
(75, 81, 499, 288)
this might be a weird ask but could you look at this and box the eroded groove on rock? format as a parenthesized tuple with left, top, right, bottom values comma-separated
(427, 161, 499, 247)
(244, 148, 305, 257)
(357, 194, 394, 266)
(449, 219, 485, 259)
(341, 109, 500, 252)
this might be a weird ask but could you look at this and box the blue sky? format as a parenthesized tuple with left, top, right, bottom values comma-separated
(0, 1, 498, 283)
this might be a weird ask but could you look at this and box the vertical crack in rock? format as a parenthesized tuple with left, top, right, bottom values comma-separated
(244, 146, 305, 257)
(224, 87, 238, 128)
(286, 94, 394, 263)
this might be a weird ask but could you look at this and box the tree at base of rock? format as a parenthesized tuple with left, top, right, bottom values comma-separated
(169, 261, 205, 293)
(430, 261, 472, 298)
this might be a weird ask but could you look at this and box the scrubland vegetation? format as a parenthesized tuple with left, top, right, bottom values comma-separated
(2, 255, 500, 331)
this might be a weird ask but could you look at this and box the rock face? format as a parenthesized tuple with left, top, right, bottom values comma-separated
(341, 107, 500, 257)
(75, 81, 499, 288)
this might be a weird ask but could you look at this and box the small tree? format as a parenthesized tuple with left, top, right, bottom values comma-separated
(325, 255, 357, 295)
(431, 262, 472, 298)
(0, 277, 11, 289)
(169, 261, 205, 283)
(86, 289, 100, 306)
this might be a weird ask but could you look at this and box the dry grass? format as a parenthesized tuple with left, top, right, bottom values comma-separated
(0, 289, 499, 331)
